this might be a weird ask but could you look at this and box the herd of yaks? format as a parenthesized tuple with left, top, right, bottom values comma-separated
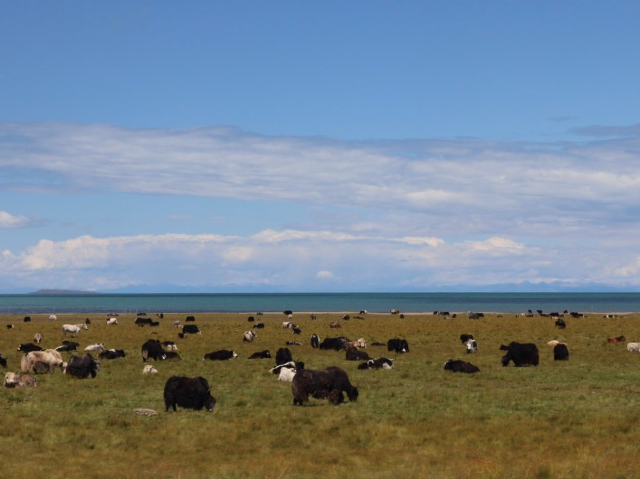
(1, 309, 639, 410)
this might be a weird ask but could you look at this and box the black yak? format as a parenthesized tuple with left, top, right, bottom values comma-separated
(292, 366, 359, 406)
(500, 342, 539, 367)
(554, 343, 569, 361)
(443, 359, 480, 374)
(164, 376, 216, 412)
(65, 354, 100, 379)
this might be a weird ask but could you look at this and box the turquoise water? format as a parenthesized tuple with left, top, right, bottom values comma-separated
(0, 292, 639, 314)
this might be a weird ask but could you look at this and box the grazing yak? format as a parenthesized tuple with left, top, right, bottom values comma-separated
(84, 343, 106, 354)
(627, 342, 640, 353)
(465, 339, 478, 354)
(4, 372, 37, 388)
(33, 333, 43, 344)
(99, 349, 126, 360)
(62, 323, 88, 337)
(164, 376, 216, 412)
(48, 315, 57, 321)
(248, 350, 271, 359)
(345, 346, 370, 361)
(141, 339, 167, 362)
(554, 343, 569, 360)
(329, 322, 341, 329)
(310, 334, 320, 349)
(203, 350, 237, 361)
(387, 338, 410, 353)
(135, 317, 154, 327)
(0, 352, 7, 368)
(292, 366, 359, 406)
(608, 336, 626, 344)
(500, 342, 539, 367)
(185, 315, 196, 322)
(106, 317, 118, 325)
(443, 359, 480, 374)
(286, 341, 302, 346)
(243, 330, 257, 342)
(17, 343, 43, 354)
(357, 358, 394, 370)
(163, 351, 183, 361)
(270, 361, 304, 382)
(142, 365, 158, 374)
(65, 354, 100, 379)
(253, 323, 265, 329)
(319, 337, 350, 351)
(56, 341, 79, 352)
(555, 318, 567, 329)
(460, 334, 474, 344)
(275, 347, 293, 365)
(21, 349, 64, 374)
(23, 316, 31, 323)
(180, 324, 201, 335)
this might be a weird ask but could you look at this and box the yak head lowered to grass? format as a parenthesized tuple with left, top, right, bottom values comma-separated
(292, 366, 358, 406)
(164, 376, 216, 412)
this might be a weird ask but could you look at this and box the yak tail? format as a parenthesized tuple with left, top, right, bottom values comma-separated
(141, 349, 149, 361)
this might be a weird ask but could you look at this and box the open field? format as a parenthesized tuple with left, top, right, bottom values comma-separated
(2, 311, 640, 478)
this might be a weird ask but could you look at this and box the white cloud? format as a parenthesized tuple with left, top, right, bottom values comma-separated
(316, 270, 335, 279)
(223, 246, 254, 262)
(612, 256, 640, 277)
(2, 122, 640, 238)
(0, 210, 30, 228)
(251, 229, 359, 243)
(2, 122, 640, 291)
(1, 228, 636, 291)
(398, 236, 445, 247)
(465, 237, 526, 254)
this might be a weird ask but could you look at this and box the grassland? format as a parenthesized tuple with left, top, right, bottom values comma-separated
(2, 311, 640, 478)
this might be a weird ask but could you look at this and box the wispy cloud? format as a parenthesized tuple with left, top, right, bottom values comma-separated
(2, 122, 640, 290)
(0, 229, 637, 291)
(2, 122, 640, 238)
(0, 210, 31, 228)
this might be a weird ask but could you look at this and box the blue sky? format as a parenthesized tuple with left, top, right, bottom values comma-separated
(1, 1, 639, 292)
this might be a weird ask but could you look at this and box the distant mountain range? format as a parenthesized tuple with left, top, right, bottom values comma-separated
(101, 281, 638, 294)
(0, 282, 632, 294)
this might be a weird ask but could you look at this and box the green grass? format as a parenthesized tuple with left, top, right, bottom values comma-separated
(2, 312, 640, 478)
